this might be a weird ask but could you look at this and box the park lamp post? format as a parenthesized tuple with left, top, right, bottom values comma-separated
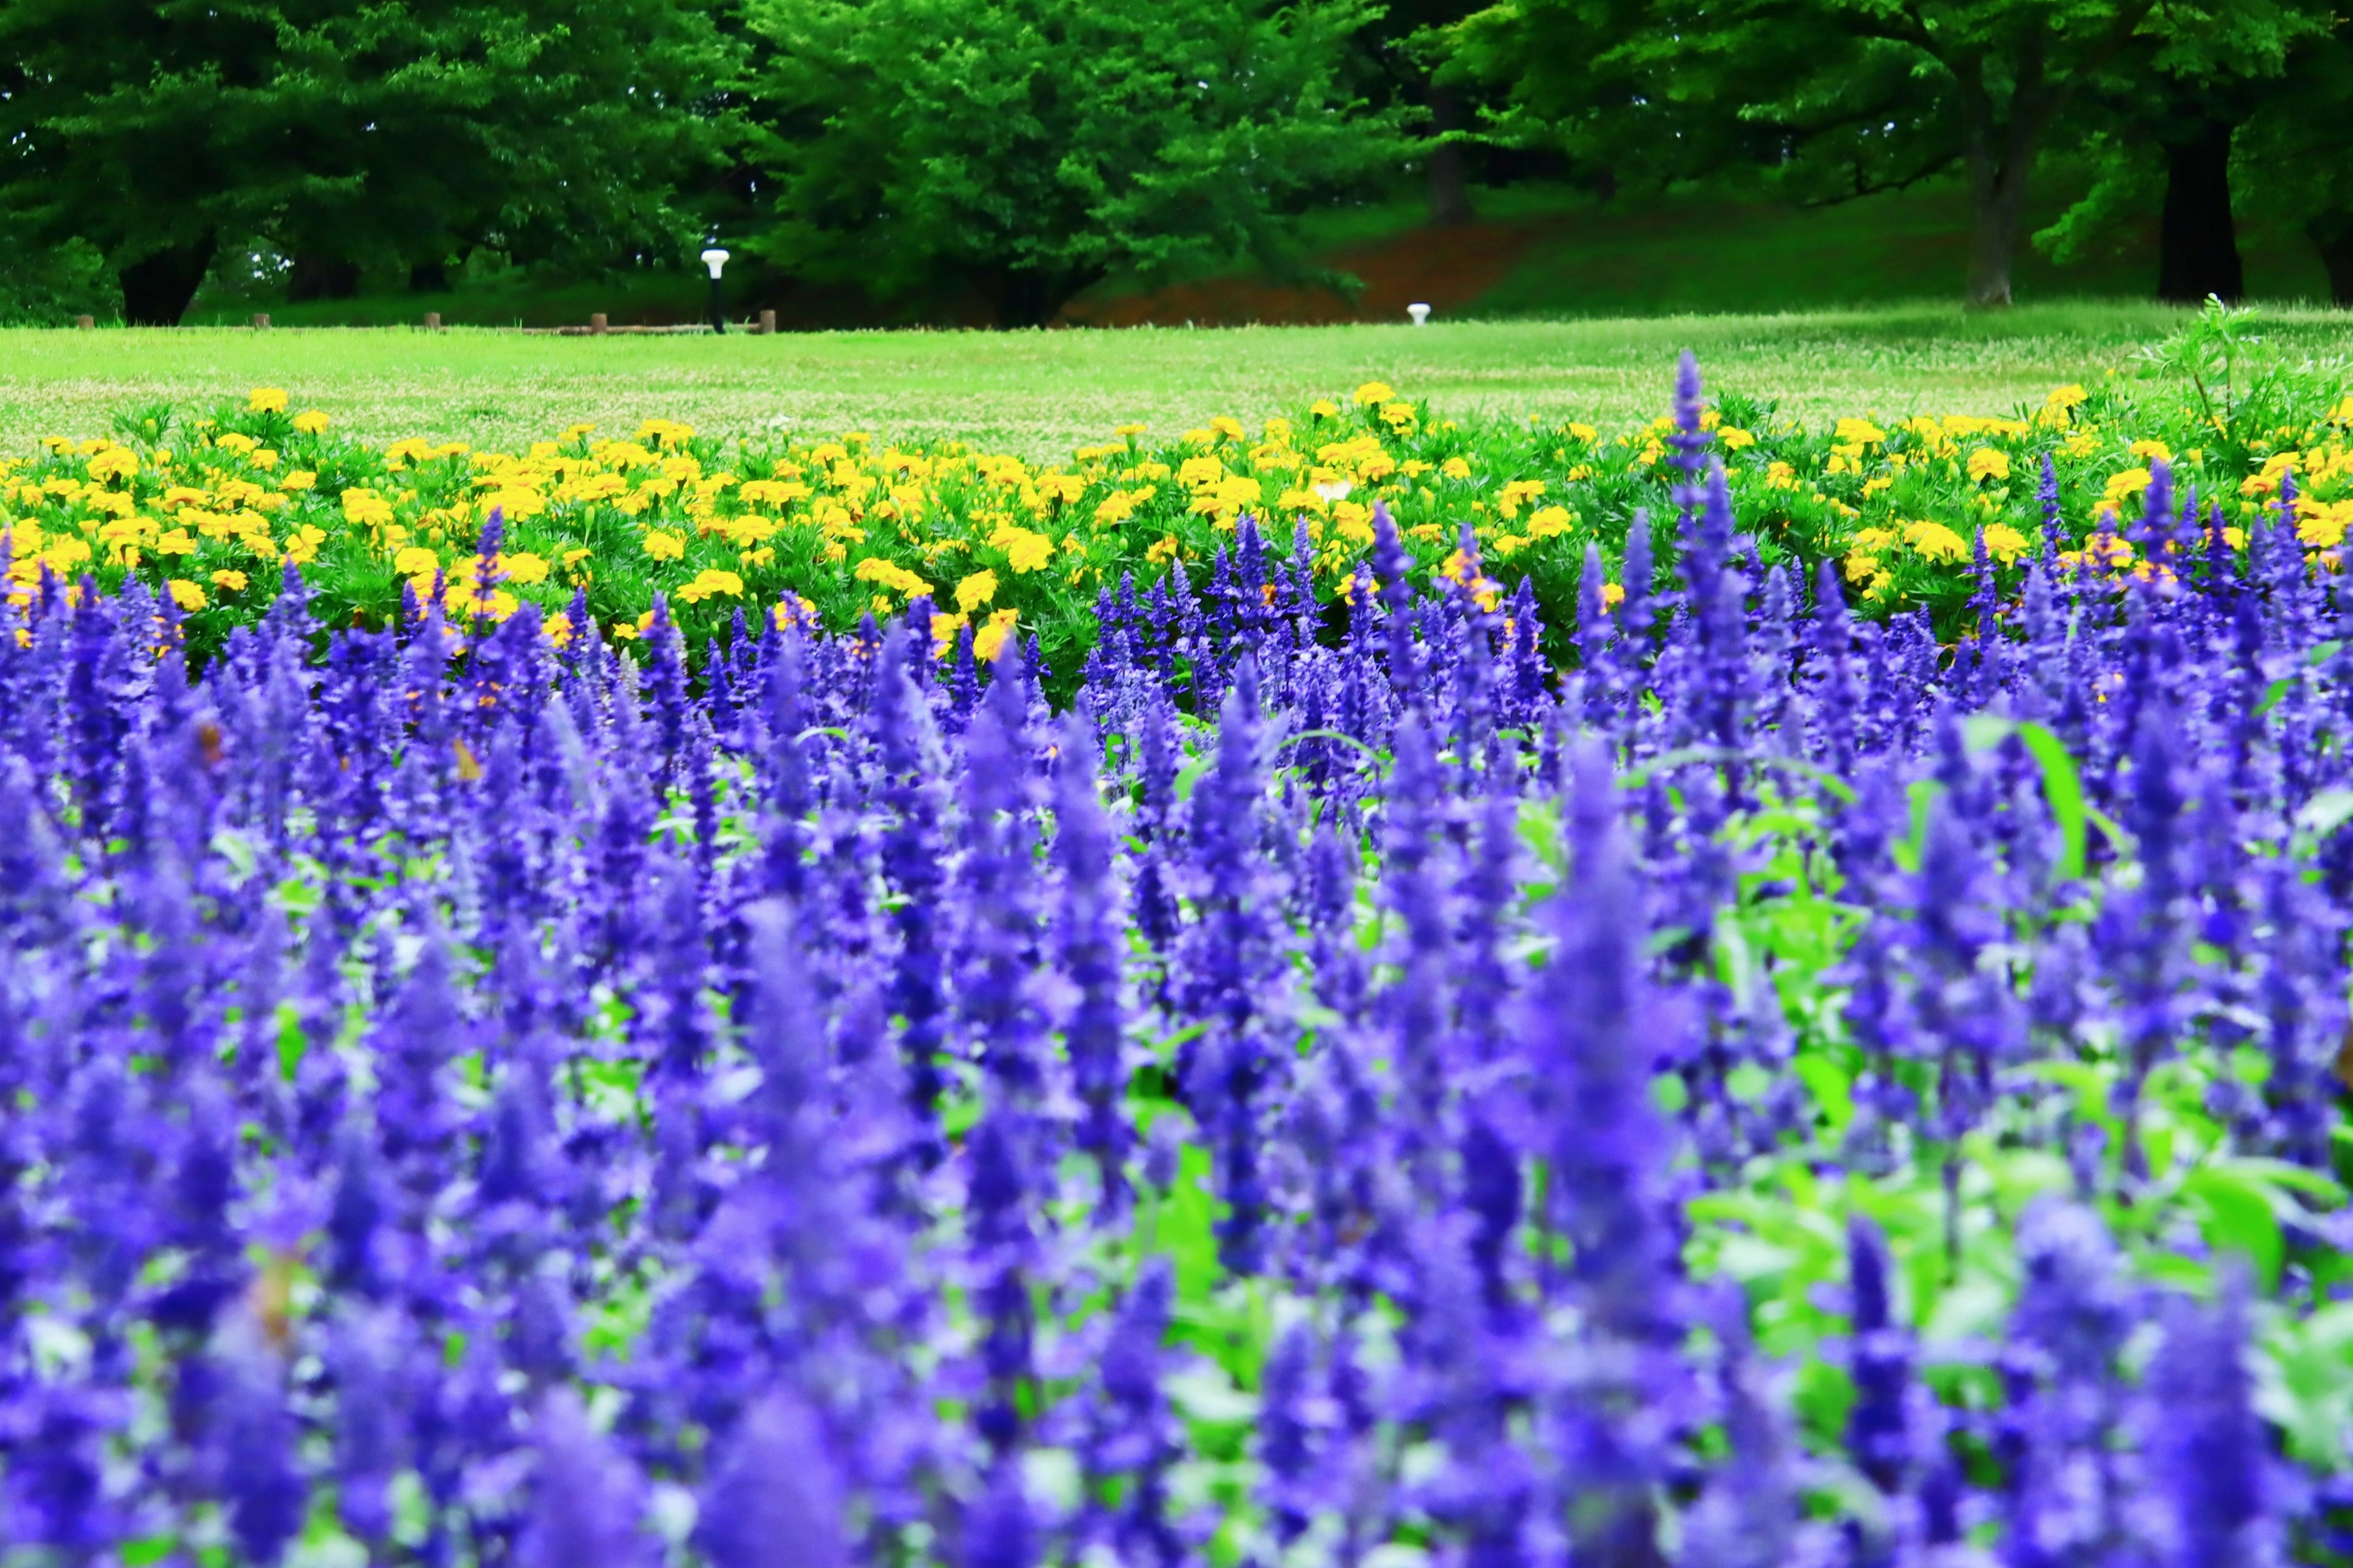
(700, 237, 730, 335)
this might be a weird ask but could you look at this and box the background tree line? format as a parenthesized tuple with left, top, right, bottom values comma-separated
(0, 0, 2341, 328)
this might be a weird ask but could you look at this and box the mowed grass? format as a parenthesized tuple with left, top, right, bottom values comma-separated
(4, 301, 2351, 460)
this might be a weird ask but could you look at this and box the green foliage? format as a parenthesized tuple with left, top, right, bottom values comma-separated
(737, 0, 1411, 326)
(1440, 0, 2338, 307)
(0, 0, 734, 324)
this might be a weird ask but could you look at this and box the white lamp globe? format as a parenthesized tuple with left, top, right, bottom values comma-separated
(700, 247, 731, 280)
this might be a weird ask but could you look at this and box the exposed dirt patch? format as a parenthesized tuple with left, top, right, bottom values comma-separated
(1059, 217, 1556, 328)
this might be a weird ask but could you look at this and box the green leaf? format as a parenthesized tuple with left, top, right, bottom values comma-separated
(1965, 716, 2087, 880)
(2184, 1166, 2286, 1290)
(1794, 1051, 1856, 1134)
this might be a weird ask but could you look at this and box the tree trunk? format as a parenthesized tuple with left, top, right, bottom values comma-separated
(1427, 83, 1475, 228)
(1953, 40, 2060, 309)
(1962, 148, 2031, 308)
(118, 237, 218, 327)
(2157, 120, 2242, 304)
(289, 254, 362, 301)
(2310, 213, 2353, 308)
(409, 259, 450, 294)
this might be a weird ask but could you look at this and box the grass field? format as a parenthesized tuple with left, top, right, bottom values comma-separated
(6, 301, 2352, 460)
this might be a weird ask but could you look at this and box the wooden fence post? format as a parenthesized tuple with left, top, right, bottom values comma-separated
(590, 312, 608, 335)
(252, 313, 270, 330)
(758, 309, 778, 335)
(424, 311, 442, 331)
(75, 315, 94, 330)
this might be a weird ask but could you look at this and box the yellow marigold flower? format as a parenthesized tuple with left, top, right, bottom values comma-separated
(1982, 523, 2030, 561)
(1526, 505, 1575, 540)
(1379, 402, 1417, 432)
(2102, 469, 2154, 510)
(165, 578, 205, 612)
(155, 529, 196, 558)
(1146, 535, 1181, 566)
(1496, 479, 1546, 519)
(955, 569, 999, 613)
(292, 411, 331, 436)
(852, 556, 930, 597)
(676, 568, 745, 604)
(393, 545, 441, 577)
(498, 551, 550, 586)
(1309, 399, 1340, 420)
(211, 569, 249, 593)
(343, 488, 394, 527)
(544, 612, 575, 648)
(1599, 581, 1625, 611)
(1210, 415, 1247, 442)
(285, 524, 328, 566)
(1440, 457, 1472, 480)
(1718, 428, 1757, 451)
(973, 607, 1020, 664)
(86, 449, 138, 483)
(1115, 422, 1149, 438)
(2129, 439, 2172, 461)
(1904, 520, 1969, 562)
(1835, 418, 1887, 446)
(642, 529, 687, 562)
(1564, 422, 1599, 444)
(246, 387, 289, 414)
(1352, 382, 1394, 406)
(2298, 502, 2352, 550)
(1966, 448, 2012, 483)
(991, 525, 1055, 574)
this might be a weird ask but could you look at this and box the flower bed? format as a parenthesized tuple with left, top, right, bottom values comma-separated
(3, 347, 2353, 1562)
(10, 319, 2350, 681)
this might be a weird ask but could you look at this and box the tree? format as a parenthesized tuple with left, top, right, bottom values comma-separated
(740, 0, 1407, 328)
(1443, 0, 2317, 307)
(0, 0, 731, 325)
(2234, 31, 2353, 305)
(2032, 0, 2333, 305)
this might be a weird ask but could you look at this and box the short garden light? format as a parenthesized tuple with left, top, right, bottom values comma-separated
(1408, 302, 1432, 326)
(700, 238, 731, 335)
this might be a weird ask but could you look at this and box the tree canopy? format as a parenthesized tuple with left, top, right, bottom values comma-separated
(0, 0, 731, 324)
(1444, 0, 2343, 306)
(0, 0, 2342, 322)
(737, 0, 1406, 327)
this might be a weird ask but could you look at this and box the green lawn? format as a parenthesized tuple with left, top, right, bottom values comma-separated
(5, 301, 2350, 460)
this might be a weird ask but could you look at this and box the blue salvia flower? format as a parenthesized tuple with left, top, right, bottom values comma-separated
(699, 1390, 849, 1568)
(1180, 657, 1283, 1273)
(1680, 1292, 1802, 1568)
(871, 630, 952, 1159)
(1845, 1214, 1911, 1496)
(515, 1388, 649, 1568)
(957, 643, 1048, 1112)
(2146, 1270, 2273, 1568)
(1082, 1257, 1186, 1567)
(210, 1316, 307, 1567)
(328, 1306, 408, 1547)
(1531, 740, 1686, 1562)
(963, 1459, 1037, 1568)
(1051, 711, 1130, 1207)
